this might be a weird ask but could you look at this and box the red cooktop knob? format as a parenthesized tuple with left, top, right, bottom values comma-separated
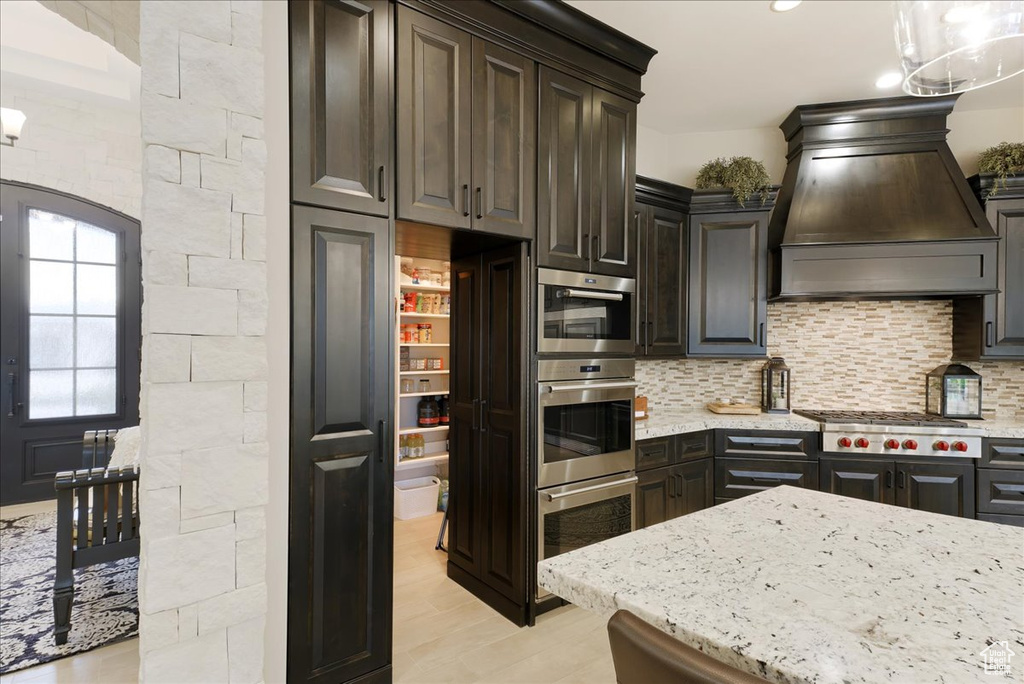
(952, 441, 969, 452)
(885, 439, 900, 449)
(838, 437, 852, 448)
(902, 439, 918, 450)
(934, 440, 950, 451)
(855, 438, 870, 449)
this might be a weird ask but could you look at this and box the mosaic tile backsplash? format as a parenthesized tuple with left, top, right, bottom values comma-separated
(638, 300, 1024, 419)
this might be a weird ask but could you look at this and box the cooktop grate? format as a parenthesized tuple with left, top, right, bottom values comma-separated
(794, 410, 968, 428)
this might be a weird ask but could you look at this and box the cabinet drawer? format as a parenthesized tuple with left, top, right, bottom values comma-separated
(636, 431, 711, 471)
(977, 512, 1024, 528)
(978, 469, 1024, 515)
(715, 430, 819, 460)
(636, 437, 673, 471)
(714, 457, 818, 499)
(981, 439, 1024, 470)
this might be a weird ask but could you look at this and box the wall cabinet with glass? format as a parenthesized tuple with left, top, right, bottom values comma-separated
(395, 256, 451, 473)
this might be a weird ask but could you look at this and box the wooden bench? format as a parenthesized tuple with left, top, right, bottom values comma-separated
(53, 429, 140, 645)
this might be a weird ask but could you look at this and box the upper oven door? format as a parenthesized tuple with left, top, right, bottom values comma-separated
(538, 269, 635, 354)
(537, 379, 635, 488)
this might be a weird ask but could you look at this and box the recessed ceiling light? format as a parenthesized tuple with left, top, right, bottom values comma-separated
(770, 0, 803, 11)
(875, 71, 904, 89)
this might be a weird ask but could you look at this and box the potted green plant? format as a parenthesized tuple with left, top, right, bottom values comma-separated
(977, 142, 1024, 197)
(695, 156, 772, 207)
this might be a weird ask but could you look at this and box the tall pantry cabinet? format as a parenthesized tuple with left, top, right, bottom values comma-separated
(288, 2, 654, 683)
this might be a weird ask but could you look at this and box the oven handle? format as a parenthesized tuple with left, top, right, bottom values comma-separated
(545, 475, 638, 501)
(545, 381, 638, 393)
(558, 288, 624, 302)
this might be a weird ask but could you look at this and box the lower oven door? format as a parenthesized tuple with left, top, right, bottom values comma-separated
(537, 473, 637, 598)
(537, 379, 635, 488)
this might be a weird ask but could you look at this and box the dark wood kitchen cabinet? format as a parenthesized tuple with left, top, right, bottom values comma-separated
(820, 458, 894, 504)
(289, 205, 393, 684)
(449, 244, 529, 626)
(397, 8, 535, 238)
(637, 459, 713, 528)
(821, 457, 975, 518)
(290, 0, 392, 216)
(635, 177, 690, 357)
(538, 66, 637, 277)
(715, 457, 818, 500)
(977, 438, 1024, 527)
(686, 189, 776, 358)
(953, 175, 1024, 360)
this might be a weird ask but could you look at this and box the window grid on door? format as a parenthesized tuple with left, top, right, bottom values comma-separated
(27, 208, 119, 420)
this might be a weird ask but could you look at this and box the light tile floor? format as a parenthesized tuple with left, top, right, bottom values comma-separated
(0, 508, 614, 684)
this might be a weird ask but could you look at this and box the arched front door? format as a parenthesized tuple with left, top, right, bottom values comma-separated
(0, 182, 140, 505)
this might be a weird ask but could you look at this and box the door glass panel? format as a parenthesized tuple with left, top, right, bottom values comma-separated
(542, 399, 632, 463)
(76, 222, 117, 264)
(76, 369, 117, 416)
(29, 370, 74, 419)
(29, 316, 74, 369)
(26, 208, 120, 419)
(77, 264, 116, 315)
(76, 317, 117, 367)
(29, 261, 74, 314)
(543, 494, 632, 559)
(28, 209, 75, 261)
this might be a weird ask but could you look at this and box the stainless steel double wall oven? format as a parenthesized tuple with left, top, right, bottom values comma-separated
(535, 267, 639, 600)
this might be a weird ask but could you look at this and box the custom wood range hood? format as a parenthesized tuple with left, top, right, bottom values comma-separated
(768, 95, 999, 300)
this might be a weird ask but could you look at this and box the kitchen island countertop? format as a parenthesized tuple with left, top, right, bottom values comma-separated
(636, 408, 1024, 440)
(538, 486, 1024, 684)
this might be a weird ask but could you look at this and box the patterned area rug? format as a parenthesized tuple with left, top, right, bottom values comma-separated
(0, 511, 138, 674)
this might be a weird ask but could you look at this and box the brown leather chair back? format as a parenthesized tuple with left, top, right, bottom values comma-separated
(607, 610, 770, 684)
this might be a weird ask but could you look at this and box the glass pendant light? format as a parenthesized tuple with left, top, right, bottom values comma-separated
(894, 1, 1024, 96)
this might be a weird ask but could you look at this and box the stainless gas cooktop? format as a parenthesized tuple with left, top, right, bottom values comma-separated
(795, 410, 984, 458)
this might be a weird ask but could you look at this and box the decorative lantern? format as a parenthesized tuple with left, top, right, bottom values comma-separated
(761, 357, 791, 414)
(926, 363, 982, 419)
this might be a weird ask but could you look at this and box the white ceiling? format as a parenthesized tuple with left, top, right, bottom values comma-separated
(0, 0, 138, 108)
(566, 0, 1024, 134)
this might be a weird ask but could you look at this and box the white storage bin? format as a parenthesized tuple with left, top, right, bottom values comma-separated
(394, 476, 441, 520)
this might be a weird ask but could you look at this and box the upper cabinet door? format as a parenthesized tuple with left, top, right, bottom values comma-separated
(290, 0, 391, 216)
(687, 212, 768, 357)
(471, 39, 536, 239)
(397, 9, 472, 229)
(644, 205, 687, 356)
(537, 66, 592, 271)
(990, 199, 1024, 356)
(591, 88, 637, 278)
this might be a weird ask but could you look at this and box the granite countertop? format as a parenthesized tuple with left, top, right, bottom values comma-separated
(538, 486, 1024, 684)
(636, 409, 1024, 440)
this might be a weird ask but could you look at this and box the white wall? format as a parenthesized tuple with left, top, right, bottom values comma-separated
(0, 82, 142, 218)
(637, 106, 1024, 187)
(262, 0, 289, 680)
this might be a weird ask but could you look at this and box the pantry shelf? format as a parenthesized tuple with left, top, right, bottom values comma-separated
(399, 370, 449, 375)
(398, 425, 449, 435)
(400, 391, 450, 398)
(400, 343, 448, 347)
(395, 453, 449, 471)
(400, 313, 449, 319)
(400, 283, 450, 293)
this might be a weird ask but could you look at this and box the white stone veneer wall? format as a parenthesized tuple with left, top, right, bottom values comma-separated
(0, 83, 142, 219)
(36, 0, 141, 64)
(137, 2, 267, 682)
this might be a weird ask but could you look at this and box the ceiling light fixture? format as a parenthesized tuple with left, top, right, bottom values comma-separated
(894, 1, 1024, 96)
(875, 71, 904, 88)
(0, 108, 27, 146)
(770, 1, 803, 12)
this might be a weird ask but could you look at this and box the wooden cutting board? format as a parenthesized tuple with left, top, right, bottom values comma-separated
(706, 402, 761, 415)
